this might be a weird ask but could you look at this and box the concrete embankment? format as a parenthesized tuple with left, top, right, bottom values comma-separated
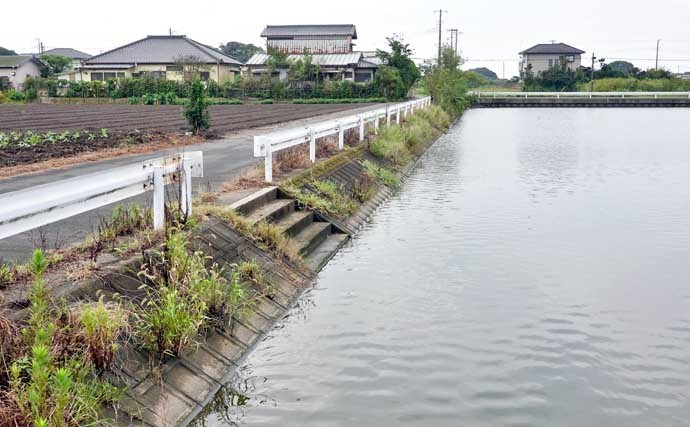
(107, 111, 448, 426)
(0, 103, 449, 426)
(475, 97, 690, 108)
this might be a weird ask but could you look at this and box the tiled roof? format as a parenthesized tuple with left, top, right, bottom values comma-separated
(519, 43, 585, 55)
(85, 35, 242, 65)
(0, 55, 38, 68)
(261, 25, 357, 39)
(246, 52, 363, 67)
(42, 48, 91, 59)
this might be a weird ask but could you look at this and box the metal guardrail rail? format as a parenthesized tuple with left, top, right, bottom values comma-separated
(472, 91, 690, 99)
(0, 151, 203, 240)
(254, 97, 432, 182)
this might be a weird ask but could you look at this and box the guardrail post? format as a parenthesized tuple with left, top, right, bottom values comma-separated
(153, 166, 165, 230)
(396, 107, 400, 124)
(374, 113, 379, 134)
(181, 156, 193, 218)
(387, 108, 392, 126)
(338, 124, 344, 150)
(359, 116, 364, 141)
(265, 144, 273, 183)
(309, 129, 316, 162)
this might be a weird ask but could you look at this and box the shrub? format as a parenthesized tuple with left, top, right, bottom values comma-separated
(369, 125, 411, 166)
(183, 77, 210, 134)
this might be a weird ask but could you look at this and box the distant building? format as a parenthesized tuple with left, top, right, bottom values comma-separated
(76, 35, 242, 83)
(42, 47, 92, 69)
(0, 55, 44, 90)
(519, 43, 584, 76)
(245, 24, 379, 82)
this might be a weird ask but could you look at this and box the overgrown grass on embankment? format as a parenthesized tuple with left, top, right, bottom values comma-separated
(0, 203, 280, 425)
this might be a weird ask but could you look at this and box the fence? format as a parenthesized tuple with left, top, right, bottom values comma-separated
(473, 91, 690, 99)
(0, 152, 203, 240)
(254, 97, 433, 182)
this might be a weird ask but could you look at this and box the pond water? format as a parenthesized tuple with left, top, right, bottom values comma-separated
(200, 108, 690, 426)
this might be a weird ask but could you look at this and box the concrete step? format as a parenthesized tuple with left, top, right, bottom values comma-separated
(246, 198, 295, 224)
(228, 187, 278, 215)
(293, 221, 332, 256)
(274, 210, 314, 237)
(306, 233, 350, 271)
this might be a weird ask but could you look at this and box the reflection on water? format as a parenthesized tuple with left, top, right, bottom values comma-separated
(200, 108, 690, 426)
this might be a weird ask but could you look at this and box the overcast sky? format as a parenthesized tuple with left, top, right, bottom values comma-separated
(4, 0, 690, 77)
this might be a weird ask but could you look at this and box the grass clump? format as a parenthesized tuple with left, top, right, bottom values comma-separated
(235, 260, 276, 297)
(195, 205, 301, 265)
(135, 228, 254, 359)
(368, 125, 411, 167)
(0, 249, 122, 427)
(283, 179, 358, 218)
(416, 105, 451, 130)
(363, 160, 400, 189)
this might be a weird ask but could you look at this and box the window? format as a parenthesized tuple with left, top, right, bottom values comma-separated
(103, 72, 117, 80)
(166, 65, 183, 72)
(91, 72, 104, 81)
(140, 71, 166, 79)
(355, 71, 372, 83)
(344, 71, 353, 79)
(548, 59, 553, 67)
(200, 71, 210, 81)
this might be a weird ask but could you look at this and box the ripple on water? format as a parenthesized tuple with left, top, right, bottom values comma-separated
(202, 109, 690, 427)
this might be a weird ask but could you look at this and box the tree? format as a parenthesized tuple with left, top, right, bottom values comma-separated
(377, 36, 421, 96)
(183, 77, 210, 134)
(523, 63, 586, 92)
(424, 47, 472, 116)
(218, 41, 264, 63)
(0, 46, 17, 56)
(288, 54, 320, 81)
(40, 54, 72, 75)
(373, 66, 405, 100)
(468, 67, 498, 80)
(606, 61, 637, 77)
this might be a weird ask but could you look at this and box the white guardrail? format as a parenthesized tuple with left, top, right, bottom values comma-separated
(254, 97, 432, 182)
(473, 91, 690, 99)
(0, 152, 203, 240)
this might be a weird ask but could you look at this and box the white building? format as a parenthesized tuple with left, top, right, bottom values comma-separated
(519, 43, 585, 76)
(0, 56, 44, 90)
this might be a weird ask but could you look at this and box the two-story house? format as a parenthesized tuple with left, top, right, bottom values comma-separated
(245, 24, 378, 82)
(519, 42, 585, 76)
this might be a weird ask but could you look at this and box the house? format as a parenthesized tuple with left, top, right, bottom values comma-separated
(42, 47, 91, 69)
(519, 42, 585, 76)
(0, 56, 44, 90)
(245, 24, 379, 82)
(78, 35, 242, 83)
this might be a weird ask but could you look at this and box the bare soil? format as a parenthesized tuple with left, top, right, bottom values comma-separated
(0, 103, 373, 133)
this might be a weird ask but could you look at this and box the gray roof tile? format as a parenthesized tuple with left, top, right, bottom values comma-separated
(519, 43, 585, 55)
(42, 48, 91, 59)
(85, 35, 242, 65)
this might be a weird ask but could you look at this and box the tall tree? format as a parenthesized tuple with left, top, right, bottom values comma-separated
(376, 36, 421, 95)
(219, 41, 264, 63)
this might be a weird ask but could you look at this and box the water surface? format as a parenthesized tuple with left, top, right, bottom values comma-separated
(202, 108, 690, 426)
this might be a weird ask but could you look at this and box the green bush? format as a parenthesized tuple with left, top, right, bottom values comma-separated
(183, 78, 210, 134)
(577, 77, 690, 92)
(369, 125, 411, 166)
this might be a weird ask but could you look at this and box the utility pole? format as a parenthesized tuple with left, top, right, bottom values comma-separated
(435, 10, 447, 66)
(655, 39, 661, 70)
(590, 52, 596, 92)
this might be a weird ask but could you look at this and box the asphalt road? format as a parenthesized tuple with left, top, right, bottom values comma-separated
(0, 104, 378, 262)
